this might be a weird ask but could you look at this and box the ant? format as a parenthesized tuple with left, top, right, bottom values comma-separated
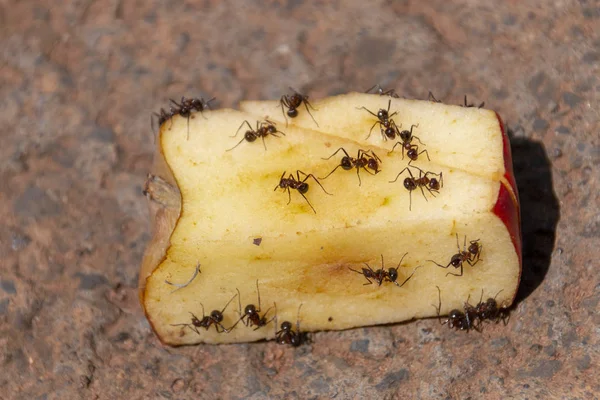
(365, 84, 400, 98)
(170, 293, 237, 334)
(427, 234, 483, 277)
(274, 170, 332, 214)
(230, 280, 276, 331)
(320, 148, 381, 186)
(475, 290, 510, 325)
(151, 105, 179, 143)
(388, 124, 430, 161)
(279, 88, 319, 127)
(461, 95, 485, 109)
(349, 253, 421, 288)
(434, 286, 479, 332)
(358, 99, 400, 141)
(275, 304, 308, 347)
(226, 119, 285, 151)
(170, 96, 215, 140)
(389, 165, 443, 211)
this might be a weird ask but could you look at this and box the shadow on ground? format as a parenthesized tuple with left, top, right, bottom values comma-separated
(509, 136, 560, 303)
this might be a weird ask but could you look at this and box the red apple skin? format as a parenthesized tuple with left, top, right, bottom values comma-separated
(493, 112, 522, 303)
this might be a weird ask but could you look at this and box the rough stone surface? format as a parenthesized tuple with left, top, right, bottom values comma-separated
(0, 1, 598, 398)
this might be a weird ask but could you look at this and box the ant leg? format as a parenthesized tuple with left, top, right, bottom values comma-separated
(445, 264, 464, 277)
(356, 167, 362, 186)
(408, 190, 412, 211)
(365, 84, 380, 94)
(427, 259, 453, 269)
(388, 141, 403, 155)
(296, 303, 303, 333)
(280, 96, 290, 127)
(356, 106, 379, 118)
(394, 265, 422, 288)
(299, 191, 316, 214)
(261, 136, 267, 151)
(419, 185, 428, 202)
(297, 170, 333, 195)
(433, 286, 447, 326)
(389, 167, 411, 183)
(365, 120, 379, 140)
(418, 149, 431, 161)
(232, 120, 253, 138)
(322, 147, 350, 161)
(302, 99, 319, 127)
(186, 116, 191, 140)
(428, 91, 441, 103)
(319, 164, 343, 180)
(411, 135, 425, 146)
(226, 137, 248, 152)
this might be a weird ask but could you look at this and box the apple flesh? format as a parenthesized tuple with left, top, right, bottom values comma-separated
(140, 93, 521, 346)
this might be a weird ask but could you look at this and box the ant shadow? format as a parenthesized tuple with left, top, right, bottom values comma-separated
(509, 133, 560, 303)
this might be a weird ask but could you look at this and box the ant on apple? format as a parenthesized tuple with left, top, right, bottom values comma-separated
(275, 304, 309, 347)
(349, 253, 421, 288)
(389, 165, 443, 211)
(358, 99, 400, 141)
(230, 280, 276, 331)
(274, 170, 332, 214)
(461, 95, 485, 109)
(427, 233, 482, 277)
(226, 119, 285, 151)
(171, 293, 237, 334)
(319, 147, 381, 186)
(280, 87, 319, 127)
(170, 96, 215, 140)
(365, 84, 400, 98)
(434, 286, 480, 332)
(388, 124, 430, 162)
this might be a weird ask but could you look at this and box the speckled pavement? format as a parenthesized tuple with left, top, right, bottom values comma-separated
(0, 1, 598, 399)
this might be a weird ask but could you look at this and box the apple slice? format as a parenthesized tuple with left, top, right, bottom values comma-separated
(140, 95, 521, 346)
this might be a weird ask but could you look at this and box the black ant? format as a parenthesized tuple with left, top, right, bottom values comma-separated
(349, 253, 420, 288)
(151, 105, 179, 143)
(389, 165, 443, 211)
(388, 124, 430, 161)
(279, 88, 319, 127)
(226, 120, 285, 151)
(230, 280, 276, 331)
(170, 96, 215, 140)
(461, 95, 485, 109)
(427, 234, 482, 277)
(170, 293, 237, 334)
(275, 304, 307, 347)
(274, 170, 332, 214)
(319, 148, 381, 186)
(475, 290, 509, 325)
(365, 84, 400, 98)
(434, 286, 479, 332)
(358, 99, 400, 141)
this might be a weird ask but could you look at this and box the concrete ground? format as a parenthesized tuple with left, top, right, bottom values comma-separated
(0, 1, 598, 399)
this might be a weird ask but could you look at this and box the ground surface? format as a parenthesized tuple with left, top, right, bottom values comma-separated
(0, 1, 598, 399)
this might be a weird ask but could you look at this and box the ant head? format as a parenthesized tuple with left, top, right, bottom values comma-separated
(341, 157, 353, 170)
(281, 321, 292, 332)
(403, 178, 417, 191)
(387, 268, 398, 281)
(450, 254, 463, 267)
(245, 131, 258, 142)
(449, 309, 464, 319)
(290, 334, 302, 347)
(429, 178, 440, 190)
(244, 304, 257, 316)
(287, 108, 298, 118)
(267, 125, 277, 134)
(485, 298, 498, 309)
(407, 148, 418, 160)
(384, 127, 396, 139)
(377, 109, 388, 120)
(297, 182, 309, 194)
(210, 310, 224, 322)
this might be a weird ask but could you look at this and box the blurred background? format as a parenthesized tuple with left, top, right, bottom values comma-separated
(0, 1, 597, 398)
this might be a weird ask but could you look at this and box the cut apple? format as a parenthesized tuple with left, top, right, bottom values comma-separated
(140, 93, 521, 346)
